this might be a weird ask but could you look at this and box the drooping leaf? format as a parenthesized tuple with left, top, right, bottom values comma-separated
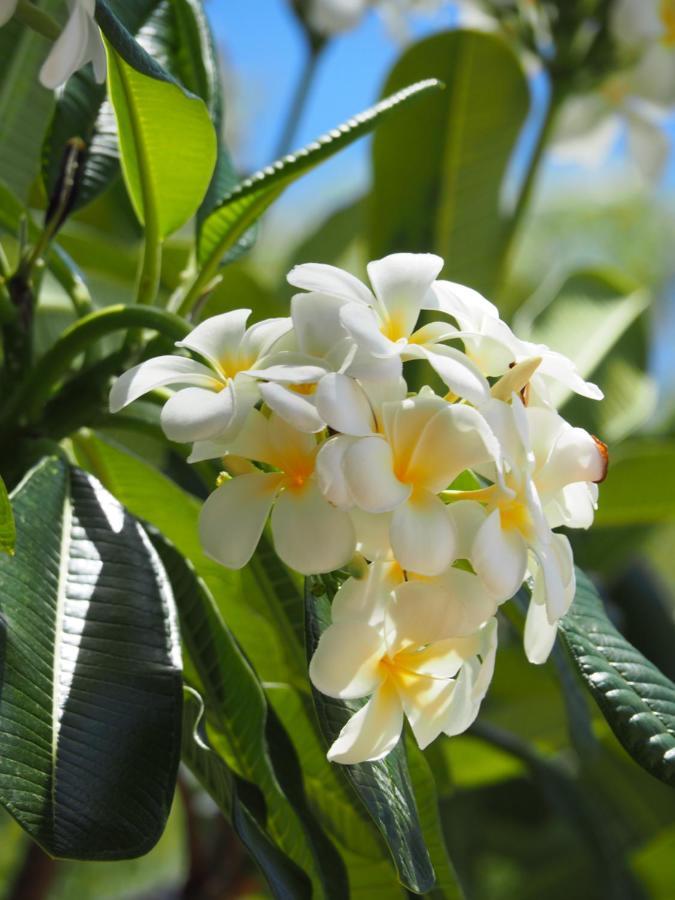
(305, 575, 435, 894)
(0, 456, 183, 859)
(196, 79, 443, 279)
(0, 475, 15, 555)
(560, 568, 675, 787)
(181, 687, 312, 900)
(104, 38, 216, 238)
(148, 528, 344, 898)
(0, 2, 61, 200)
(370, 30, 529, 296)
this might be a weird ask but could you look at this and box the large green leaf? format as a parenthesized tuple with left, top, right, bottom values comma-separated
(105, 40, 216, 238)
(42, 0, 161, 212)
(370, 30, 529, 296)
(181, 687, 312, 900)
(305, 575, 435, 894)
(0, 2, 61, 200)
(560, 568, 675, 787)
(194, 79, 442, 284)
(148, 529, 345, 899)
(0, 456, 182, 858)
(593, 440, 675, 527)
(0, 475, 15, 555)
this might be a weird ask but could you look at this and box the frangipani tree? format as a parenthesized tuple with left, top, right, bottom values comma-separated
(0, 1, 674, 898)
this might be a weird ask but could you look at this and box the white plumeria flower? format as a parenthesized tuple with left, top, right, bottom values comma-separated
(303, 0, 446, 38)
(448, 395, 607, 658)
(39, 0, 106, 90)
(193, 410, 356, 575)
(318, 390, 499, 576)
(431, 280, 603, 408)
(110, 310, 291, 446)
(0, 0, 17, 27)
(250, 289, 406, 433)
(289, 254, 491, 406)
(309, 562, 498, 762)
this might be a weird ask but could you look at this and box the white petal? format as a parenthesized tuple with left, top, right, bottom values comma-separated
(332, 561, 403, 625)
(251, 353, 328, 384)
(390, 492, 457, 576)
(109, 356, 218, 412)
(535, 419, 606, 496)
(428, 280, 499, 327)
(326, 682, 403, 764)
(291, 292, 351, 359)
(549, 482, 598, 530)
(240, 317, 292, 361)
(350, 509, 394, 561)
(446, 500, 488, 560)
(343, 437, 411, 513)
(177, 309, 251, 372)
(626, 108, 669, 181)
(214, 407, 277, 466)
(187, 440, 229, 463)
(260, 382, 324, 433)
(88, 18, 106, 83)
(340, 302, 399, 357)
(288, 264, 374, 305)
(397, 671, 457, 749)
(316, 436, 356, 510)
(532, 533, 575, 623)
(315, 373, 375, 436)
(40, 4, 91, 88)
(271, 480, 356, 575)
(524, 594, 558, 664)
(160, 385, 236, 443)
(409, 344, 490, 406)
(309, 621, 385, 699)
(0, 0, 18, 27)
(471, 509, 528, 601)
(367, 253, 443, 338)
(199, 472, 282, 569)
(534, 347, 603, 403)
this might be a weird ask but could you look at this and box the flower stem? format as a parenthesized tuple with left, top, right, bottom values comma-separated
(274, 39, 324, 159)
(136, 232, 163, 306)
(14, 0, 61, 41)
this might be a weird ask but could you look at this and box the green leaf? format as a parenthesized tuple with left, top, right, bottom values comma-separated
(181, 687, 312, 900)
(0, 456, 182, 859)
(560, 568, 675, 787)
(0, 2, 60, 200)
(195, 79, 443, 282)
(104, 39, 216, 239)
(148, 529, 343, 898)
(42, 0, 161, 212)
(370, 30, 529, 296)
(305, 575, 435, 894)
(0, 475, 15, 555)
(593, 440, 675, 527)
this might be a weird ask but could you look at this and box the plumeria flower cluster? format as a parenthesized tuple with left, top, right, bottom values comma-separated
(111, 252, 607, 764)
(1, 0, 105, 89)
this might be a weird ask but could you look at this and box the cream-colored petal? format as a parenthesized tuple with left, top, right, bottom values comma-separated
(340, 302, 399, 357)
(288, 264, 374, 305)
(260, 382, 324, 433)
(39, 2, 92, 88)
(524, 592, 558, 664)
(532, 533, 575, 623)
(390, 492, 457, 576)
(350, 508, 394, 561)
(332, 561, 403, 626)
(415, 344, 490, 406)
(315, 373, 375, 436)
(309, 621, 385, 699)
(160, 384, 237, 443)
(396, 671, 457, 749)
(367, 252, 443, 338)
(240, 317, 292, 361)
(316, 436, 356, 510)
(0, 0, 18, 27)
(109, 356, 218, 412)
(471, 509, 528, 601)
(343, 437, 411, 514)
(177, 309, 251, 372)
(271, 480, 355, 575)
(446, 500, 488, 561)
(199, 472, 282, 569)
(326, 681, 403, 764)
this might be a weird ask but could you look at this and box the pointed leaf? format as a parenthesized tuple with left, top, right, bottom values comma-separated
(196, 79, 443, 275)
(0, 476, 15, 556)
(560, 568, 675, 786)
(370, 30, 529, 296)
(305, 574, 435, 894)
(0, 457, 182, 859)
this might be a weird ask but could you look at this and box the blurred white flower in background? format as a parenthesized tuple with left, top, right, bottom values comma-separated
(0, 0, 17, 27)
(303, 0, 447, 38)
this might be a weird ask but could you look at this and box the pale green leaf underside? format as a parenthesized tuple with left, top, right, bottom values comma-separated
(0, 476, 15, 555)
(0, 457, 182, 859)
(560, 569, 675, 787)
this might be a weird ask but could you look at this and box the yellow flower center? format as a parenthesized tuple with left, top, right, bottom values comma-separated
(498, 497, 533, 538)
(380, 311, 408, 343)
(290, 382, 317, 396)
(218, 354, 255, 381)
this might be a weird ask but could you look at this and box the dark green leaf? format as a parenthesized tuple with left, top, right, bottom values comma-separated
(147, 527, 340, 897)
(196, 79, 443, 276)
(0, 475, 15, 555)
(594, 440, 675, 527)
(305, 575, 435, 894)
(560, 568, 675, 787)
(370, 30, 529, 296)
(0, 456, 182, 859)
(182, 687, 312, 900)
